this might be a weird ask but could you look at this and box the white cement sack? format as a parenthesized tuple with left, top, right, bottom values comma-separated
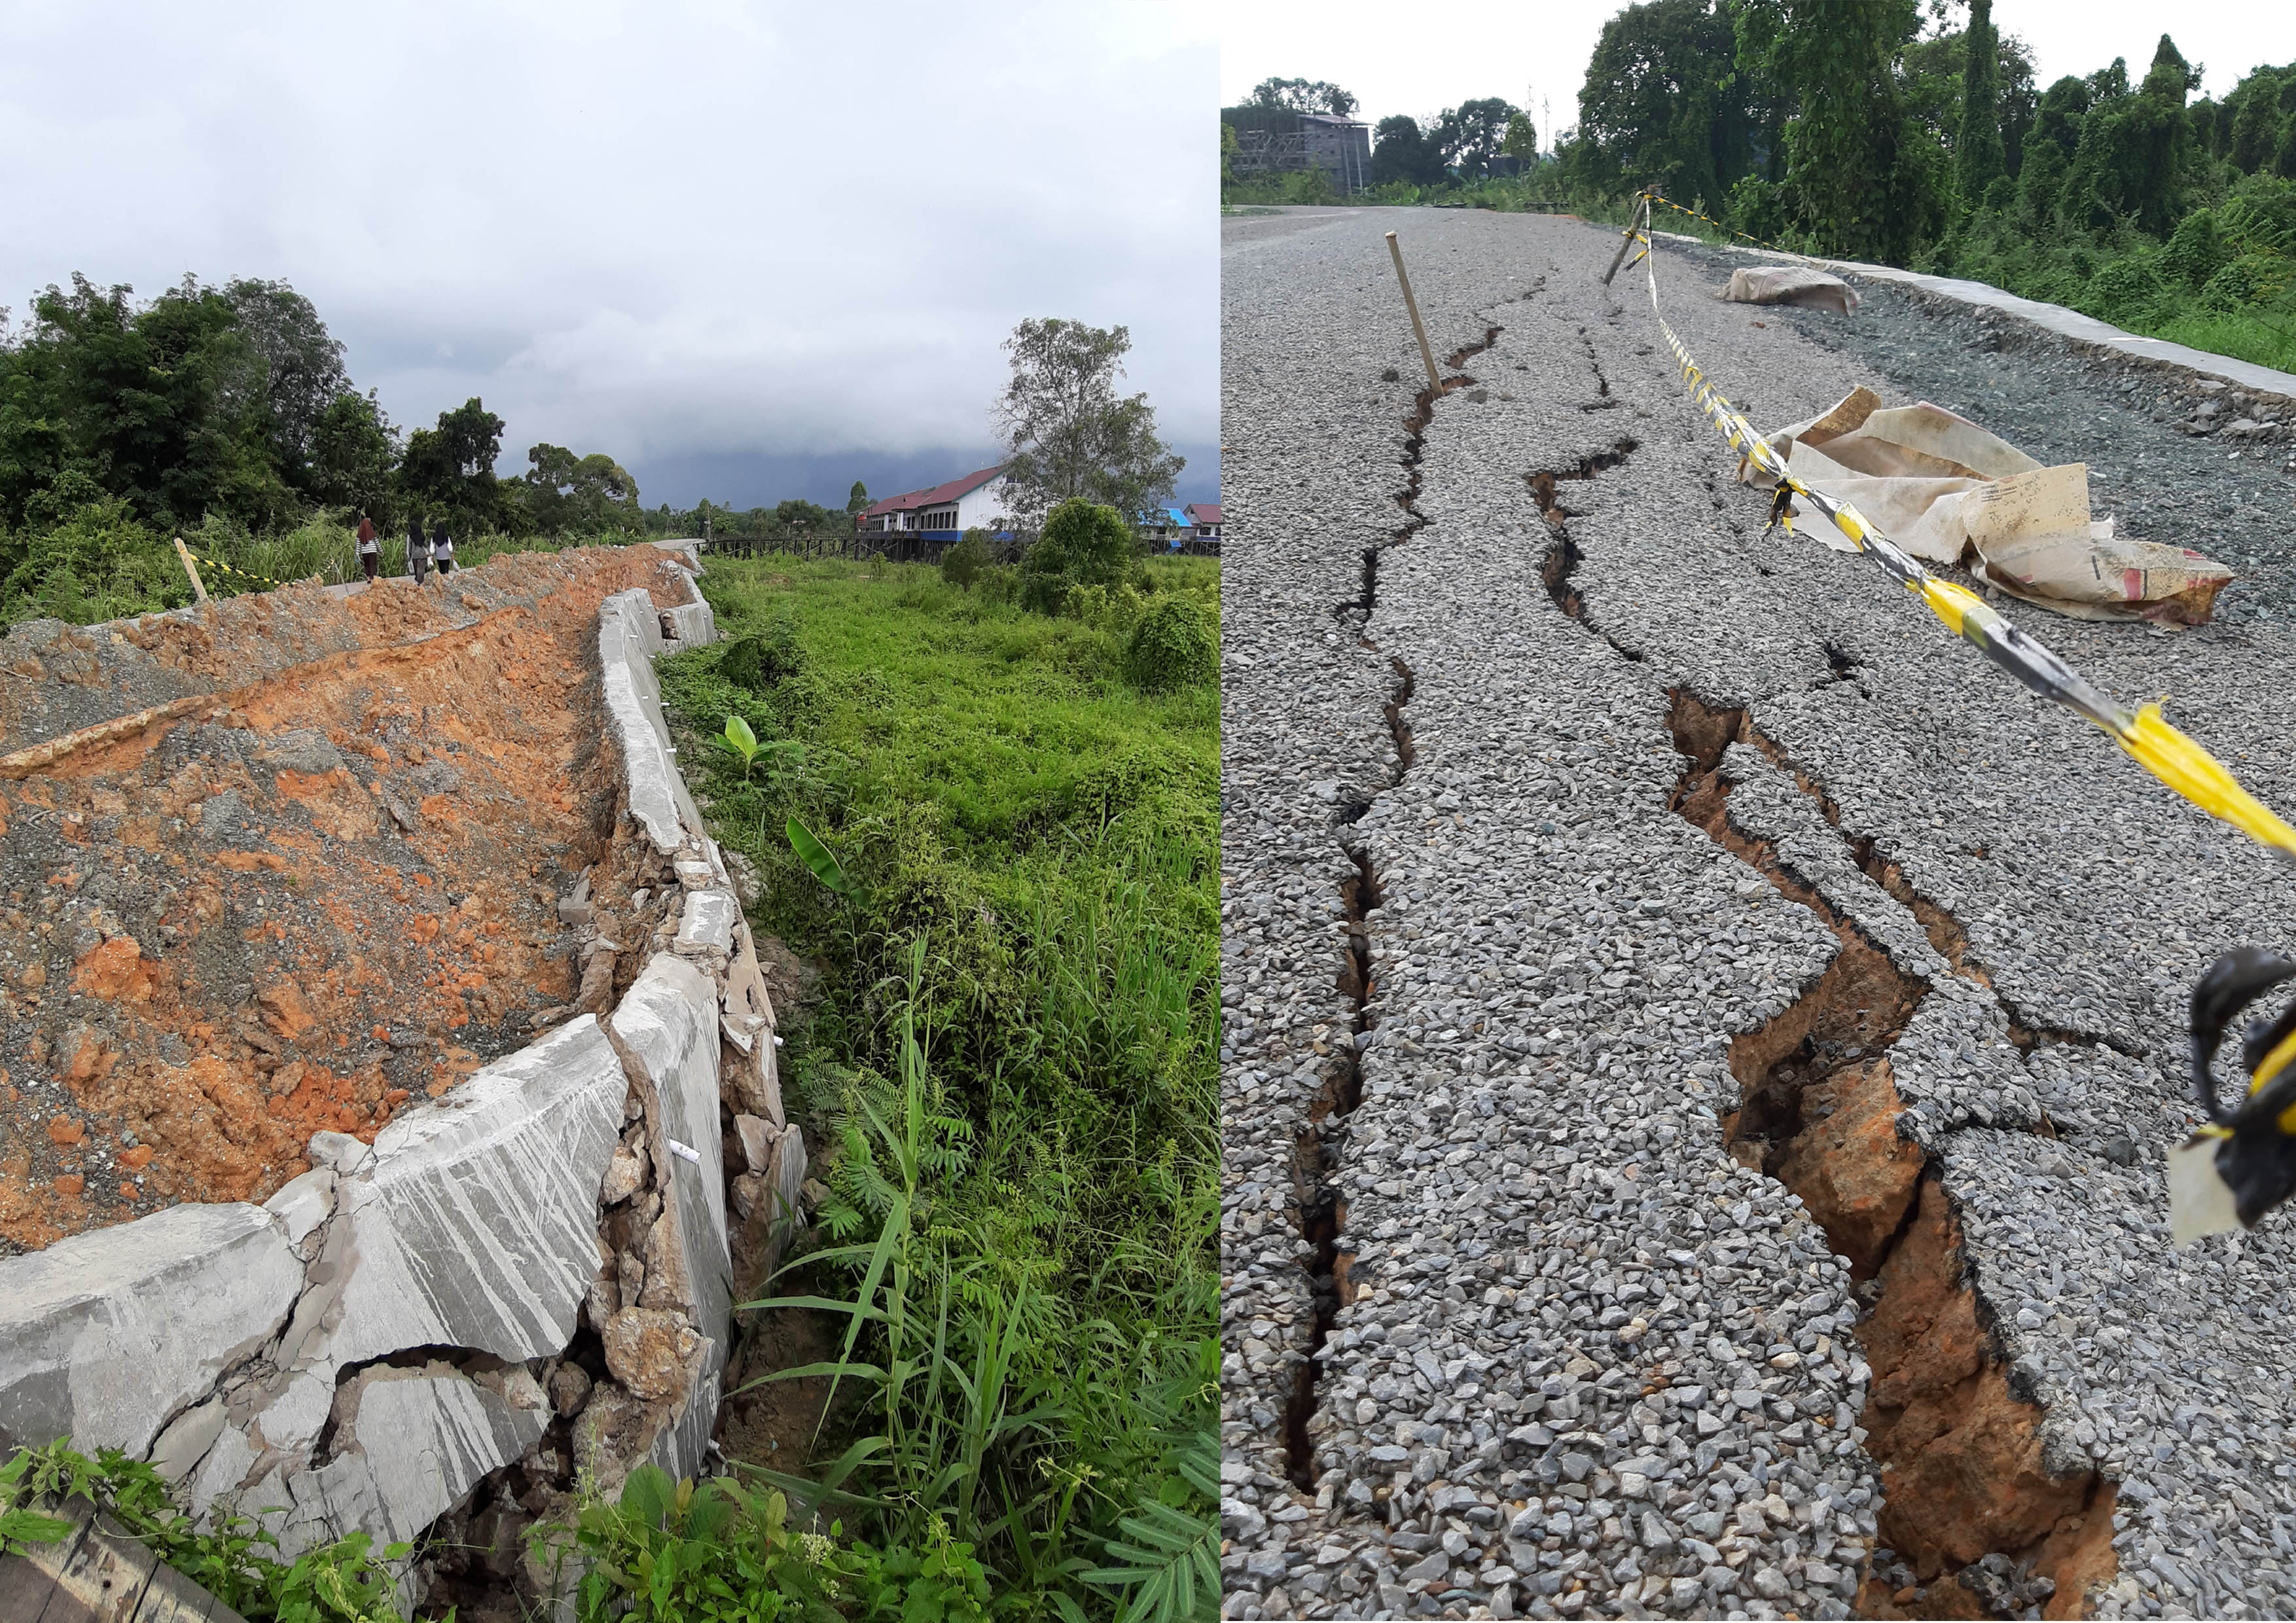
(1720, 264, 1861, 315)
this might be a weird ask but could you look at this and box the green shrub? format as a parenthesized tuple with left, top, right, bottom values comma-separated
(2162, 208, 2225, 287)
(941, 529, 991, 590)
(978, 563, 1020, 605)
(2084, 255, 2166, 323)
(1282, 166, 1335, 205)
(1125, 595, 1217, 692)
(549, 1461, 991, 1623)
(0, 492, 187, 624)
(717, 618, 804, 690)
(2201, 251, 2295, 312)
(1, 1440, 412, 1622)
(1020, 498, 1135, 615)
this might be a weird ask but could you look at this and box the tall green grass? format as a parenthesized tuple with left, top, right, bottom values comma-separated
(656, 556, 1219, 1621)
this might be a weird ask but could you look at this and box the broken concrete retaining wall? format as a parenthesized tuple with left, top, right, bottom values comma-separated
(0, 545, 807, 1605)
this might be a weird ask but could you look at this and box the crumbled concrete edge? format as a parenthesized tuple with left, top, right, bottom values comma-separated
(0, 551, 801, 1603)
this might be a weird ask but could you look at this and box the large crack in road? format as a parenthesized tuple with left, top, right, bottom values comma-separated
(1225, 206, 2296, 1622)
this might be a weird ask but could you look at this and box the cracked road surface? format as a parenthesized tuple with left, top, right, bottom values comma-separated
(1221, 206, 2296, 1621)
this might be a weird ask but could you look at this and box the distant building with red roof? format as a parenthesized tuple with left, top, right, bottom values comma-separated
(1185, 503, 1221, 539)
(854, 465, 1013, 538)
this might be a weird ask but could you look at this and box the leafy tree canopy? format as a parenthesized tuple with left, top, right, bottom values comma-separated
(0, 274, 291, 531)
(401, 397, 506, 532)
(1371, 115, 1448, 187)
(524, 441, 640, 535)
(994, 318, 1183, 532)
(1433, 98, 1523, 180)
(1573, 0, 1757, 204)
(1247, 77, 1357, 117)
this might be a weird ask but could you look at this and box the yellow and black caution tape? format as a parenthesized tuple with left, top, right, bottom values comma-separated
(1624, 190, 2296, 863)
(1636, 190, 1815, 264)
(194, 554, 290, 589)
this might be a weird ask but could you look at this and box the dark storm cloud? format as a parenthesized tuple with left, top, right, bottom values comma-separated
(0, 1, 1216, 507)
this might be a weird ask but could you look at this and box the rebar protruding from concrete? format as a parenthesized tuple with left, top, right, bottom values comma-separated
(1385, 231, 1441, 391)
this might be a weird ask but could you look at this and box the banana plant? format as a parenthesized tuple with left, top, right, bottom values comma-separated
(787, 815, 861, 899)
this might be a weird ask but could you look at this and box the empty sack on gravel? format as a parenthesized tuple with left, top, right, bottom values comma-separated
(1718, 262, 1861, 315)
(1745, 386, 2234, 624)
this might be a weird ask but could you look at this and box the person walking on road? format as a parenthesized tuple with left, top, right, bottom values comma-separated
(431, 520, 456, 576)
(406, 516, 431, 582)
(356, 515, 380, 583)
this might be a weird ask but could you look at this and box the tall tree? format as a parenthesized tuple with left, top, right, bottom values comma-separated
(1371, 115, 1446, 186)
(401, 397, 506, 531)
(222, 278, 347, 497)
(1956, 0, 2005, 205)
(309, 389, 401, 522)
(993, 319, 1183, 532)
(1247, 77, 1356, 117)
(0, 275, 291, 530)
(2225, 67, 2289, 172)
(523, 442, 638, 535)
(1747, 0, 1948, 262)
(1433, 98, 1522, 180)
(2057, 38, 2195, 234)
(846, 479, 870, 515)
(2016, 73, 2090, 217)
(1575, 0, 1757, 204)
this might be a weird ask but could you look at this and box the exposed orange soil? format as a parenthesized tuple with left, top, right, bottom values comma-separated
(0, 550, 691, 1252)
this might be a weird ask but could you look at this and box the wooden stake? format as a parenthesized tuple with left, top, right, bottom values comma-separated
(173, 537, 208, 604)
(1386, 231, 1441, 391)
(1603, 195, 1650, 287)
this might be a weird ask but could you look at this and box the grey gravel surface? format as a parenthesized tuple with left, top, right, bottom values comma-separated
(1221, 206, 2296, 1620)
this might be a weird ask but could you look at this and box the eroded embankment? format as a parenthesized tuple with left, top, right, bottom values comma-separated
(1535, 463, 2117, 1618)
(0, 548, 697, 1253)
(1284, 327, 1498, 1485)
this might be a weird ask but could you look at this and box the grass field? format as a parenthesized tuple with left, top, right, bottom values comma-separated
(657, 553, 1221, 1620)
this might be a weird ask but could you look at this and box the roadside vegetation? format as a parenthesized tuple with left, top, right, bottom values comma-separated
(2, 260, 1191, 632)
(1, 1440, 410, 1623)
(653, 505, 1219, 1620)
(1227, 11, 2296, 376)
(3, 505, 1219, 1620)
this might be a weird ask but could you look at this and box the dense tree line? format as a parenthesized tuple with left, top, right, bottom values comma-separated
(0, 274, 646, 540)
(1229, 5, 2296, 371)
(1546, 0, 2296, 299)
(0, 272, 656, 619)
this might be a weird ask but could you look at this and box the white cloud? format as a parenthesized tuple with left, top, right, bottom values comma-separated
(0, 0, 1217, 503)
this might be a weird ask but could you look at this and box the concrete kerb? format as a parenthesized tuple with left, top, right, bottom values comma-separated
(0, 546, 796, 1599)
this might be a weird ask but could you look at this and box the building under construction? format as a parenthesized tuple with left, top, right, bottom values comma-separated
(1230, 111, 1371, 196)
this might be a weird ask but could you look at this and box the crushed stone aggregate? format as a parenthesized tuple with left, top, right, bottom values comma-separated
(1222, 206, 2296, 1621)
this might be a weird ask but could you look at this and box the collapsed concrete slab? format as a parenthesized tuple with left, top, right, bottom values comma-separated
(611, 954, 733, 1366)
(0, 543, 795, 1601)
(279, 1363, 550, 1554)
(600, 588, 705, 855)
(0, 1202, 304, 1459)
(322, 1014, 629, 1369)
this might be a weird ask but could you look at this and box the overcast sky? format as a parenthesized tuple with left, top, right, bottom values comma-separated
(1222, 1, 2296, 147)
(1, 0, 1218, 510)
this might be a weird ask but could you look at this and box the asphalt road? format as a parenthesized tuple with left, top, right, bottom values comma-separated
(1221, 205, 2296, 1622)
